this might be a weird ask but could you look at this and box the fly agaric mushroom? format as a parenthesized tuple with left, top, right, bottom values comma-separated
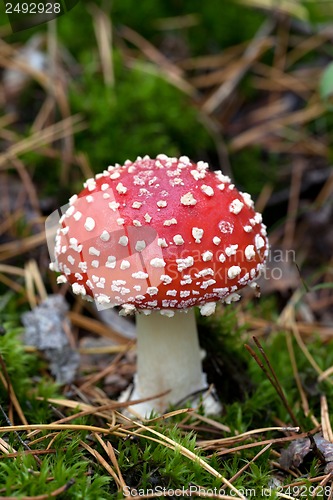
(49, 155, 269, 416)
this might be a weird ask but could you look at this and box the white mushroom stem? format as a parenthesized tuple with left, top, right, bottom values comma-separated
(126, 308, 218, 417)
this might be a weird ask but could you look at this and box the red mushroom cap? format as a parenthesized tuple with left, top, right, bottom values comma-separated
(51, 155, 269, 316)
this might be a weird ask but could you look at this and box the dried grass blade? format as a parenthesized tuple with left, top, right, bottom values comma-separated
(0, 479, 75, 500)
(291, 323, 325, 379)
(0, 448, 56, 459)
(0, 423, 117, 434)
(318, 366, 333, 383)
(38, 393, 173, 416)
(0, 356, 28, 425)
(311, 472, 333, 499)
(180, 42, 248, 70)
(276, 492, 298, 500)
(198, 426, 299, 449)
(286, 26, 333, 68)
(80, 440, 123, 490)
(0, 232, 46, 261)
(79, 349, 128, 390)
(0, 273, 24, 294)
(94, 433, 127, 490)
(320, 395, 333, 443)
(79, 345, 131, 355)
(0, 264, 25, 276)
(0, 114, 16, 129)
(120, 26, 195, 96)
(221, 443, 271, 490)
(11, 158, 42, 226)
(28, 260, 48, 302)
(286, 331, 310, 418)
(25, 261, 37, 309)
(31, 95, 56, 133)
(125, 491, 238, 500)
(203, 19, 275, 113)
(43, 405, 117, 426)
(0, 210, 23, 237)
(214, 433, 308, 457)
(68, 311, 130, 344)
(254, 62, 312, 93)
(146, 408, 195, 423)
(314, 170, 333, 207)
(90, 5, 114, 87)
(107, 441, 127, 489)
(0, 115, 85, 169)
(189, 412, 230, 433)
(231, 102, 326, 151)
(0, 47, 49, 90)
(282, 160, 303, 250)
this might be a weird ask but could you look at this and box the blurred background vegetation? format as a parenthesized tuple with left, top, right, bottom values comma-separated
(1, 1, 333, 211)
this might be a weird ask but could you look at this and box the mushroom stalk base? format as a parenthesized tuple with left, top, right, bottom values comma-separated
(122, 309, 221, 417)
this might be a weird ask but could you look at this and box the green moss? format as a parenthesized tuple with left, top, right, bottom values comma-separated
(0, 323, 59, 423)
(0, 433, 112, 499)
(69, 53, 213, 168)
(232, 146, 279, 196)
